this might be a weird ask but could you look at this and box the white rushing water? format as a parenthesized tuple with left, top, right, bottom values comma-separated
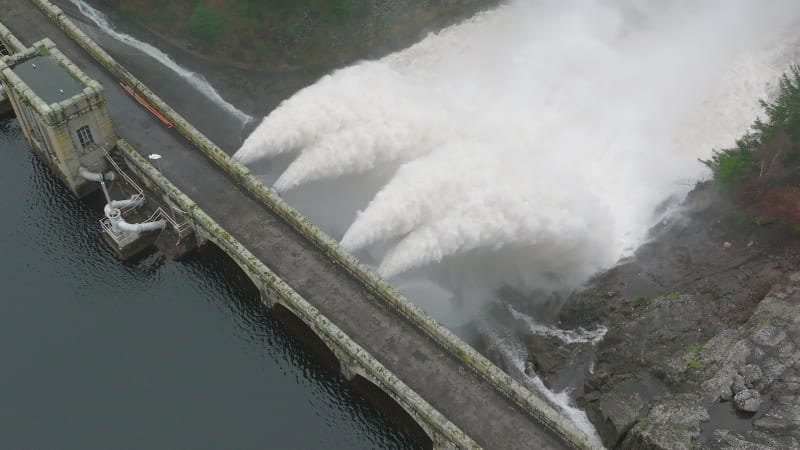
(237, 0, 800, 293)
(507, 304, 607, 345)
(481, 324, 603, 446)
(68, 0, 252, 125)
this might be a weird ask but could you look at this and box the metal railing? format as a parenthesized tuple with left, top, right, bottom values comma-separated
(96, 144, 190, 242)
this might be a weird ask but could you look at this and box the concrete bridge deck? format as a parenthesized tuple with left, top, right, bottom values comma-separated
(0, 1, 573, 448)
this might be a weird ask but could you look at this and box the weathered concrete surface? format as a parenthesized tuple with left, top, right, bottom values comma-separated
(0, 1, 575, 448)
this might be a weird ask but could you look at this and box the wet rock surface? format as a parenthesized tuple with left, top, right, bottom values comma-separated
(733, 390, 761, 413)
(525, 186, 800, 449)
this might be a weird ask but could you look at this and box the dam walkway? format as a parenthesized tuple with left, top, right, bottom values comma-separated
(0, 1, 585, 448)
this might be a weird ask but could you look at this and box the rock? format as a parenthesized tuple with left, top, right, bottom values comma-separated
(703, 366, 738, 403)
(753, 396, 800, 432)
(584, 366, 610, 392)
(720, 385, 734, 402)
(528, 203, 800, 449)
(620, 394, 709, 450)
(742, 364, 764, 390)
(706, 429, 786, 449)
(753, 374, 800, 435)
(583, 390, 601, 403)
(734, 389, 762, 413)
(732, 374, 748, 395)
(585, 391, 644, 448)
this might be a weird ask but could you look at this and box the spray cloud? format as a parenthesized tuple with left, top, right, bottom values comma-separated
(237, 0, 800, 292)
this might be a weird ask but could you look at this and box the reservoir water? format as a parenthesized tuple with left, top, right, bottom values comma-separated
(0, 117, 418, 448)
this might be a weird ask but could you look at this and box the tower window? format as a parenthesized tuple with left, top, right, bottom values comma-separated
(77, 125, 94, 148)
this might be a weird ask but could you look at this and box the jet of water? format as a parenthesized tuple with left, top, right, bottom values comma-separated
(237, 0, 800, 292)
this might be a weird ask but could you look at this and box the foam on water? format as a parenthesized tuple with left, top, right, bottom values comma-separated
(69, 0, 252, 125)
(238, 0, 800, 290)
(481, 325, 604, 446)
(507, 304, 607, 345)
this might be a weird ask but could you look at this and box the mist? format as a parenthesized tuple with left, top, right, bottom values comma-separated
(236, 0, 800, 316)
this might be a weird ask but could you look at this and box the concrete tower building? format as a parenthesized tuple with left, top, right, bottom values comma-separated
(0, 38, 116, 198)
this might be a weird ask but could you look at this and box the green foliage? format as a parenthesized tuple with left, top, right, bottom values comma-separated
(666, 290, 681, 299)
(685, 343, 702, 370)
(328, 0, 355, 23)
(255, 42, 268, 58)
(756, 66, 800, 151)
(702, 65, 800, 186)
(704, 147, 756, 186)
(686, 343, 702, 353)
(188, 3, 228, 42)
(283, 24, 298, 40)
(633, 295, 647, 307)
(235, 1, 250, 18)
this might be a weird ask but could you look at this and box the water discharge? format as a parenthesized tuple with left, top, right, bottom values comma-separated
(68, 0, 252, 125)
(481, 324, 603, 446)
(238, 0, 800, 291)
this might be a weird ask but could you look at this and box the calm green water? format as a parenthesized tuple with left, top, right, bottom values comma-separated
(0, 117, 419, 449)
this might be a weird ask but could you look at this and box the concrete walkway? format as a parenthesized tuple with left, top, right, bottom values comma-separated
(0, 1, 568, 448)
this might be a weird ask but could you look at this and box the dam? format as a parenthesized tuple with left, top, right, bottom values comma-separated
(0, 1, 598, 448)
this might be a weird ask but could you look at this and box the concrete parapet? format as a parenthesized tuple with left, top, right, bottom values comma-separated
(30, 0, 598, 447)
(115, 139, 479, 449)
(0, 20, 25, 53)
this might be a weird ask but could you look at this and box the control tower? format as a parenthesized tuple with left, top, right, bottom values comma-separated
(0, 38, 116, 198)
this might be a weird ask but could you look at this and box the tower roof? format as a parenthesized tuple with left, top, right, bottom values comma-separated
(12, 54, 85, 105)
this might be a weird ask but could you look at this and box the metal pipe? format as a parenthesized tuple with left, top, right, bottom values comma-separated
(109, 194, 144, 210)
(104, 204, 166, 234)
(79, 166, 115, 182)
(99, 180, 112, 205)
(115, 218, 166, 233)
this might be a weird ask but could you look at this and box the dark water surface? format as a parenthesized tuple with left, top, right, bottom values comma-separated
(0, 117, 418, 449)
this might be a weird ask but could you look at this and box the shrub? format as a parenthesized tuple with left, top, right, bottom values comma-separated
(702, 65, 800, 187)
(708, 148, 756, 186)
(328, 0, 355, 23)
(686, 343, 702, 353)
(255, 42, 269, 59)
(188, 3, 228, 42)
(756, 65, 800, 153)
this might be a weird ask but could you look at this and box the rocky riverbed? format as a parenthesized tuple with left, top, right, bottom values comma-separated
(524, 184, 800, 449)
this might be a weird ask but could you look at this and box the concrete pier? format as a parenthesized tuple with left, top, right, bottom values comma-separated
(0, 1, 599, 448)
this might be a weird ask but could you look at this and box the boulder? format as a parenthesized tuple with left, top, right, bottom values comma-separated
(732, 374, 748, 395)
(733, 389, 762, 413)
(585, 390, 644, 448)
(742, 364, 764, 390)
(620, 394, 709, 450)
